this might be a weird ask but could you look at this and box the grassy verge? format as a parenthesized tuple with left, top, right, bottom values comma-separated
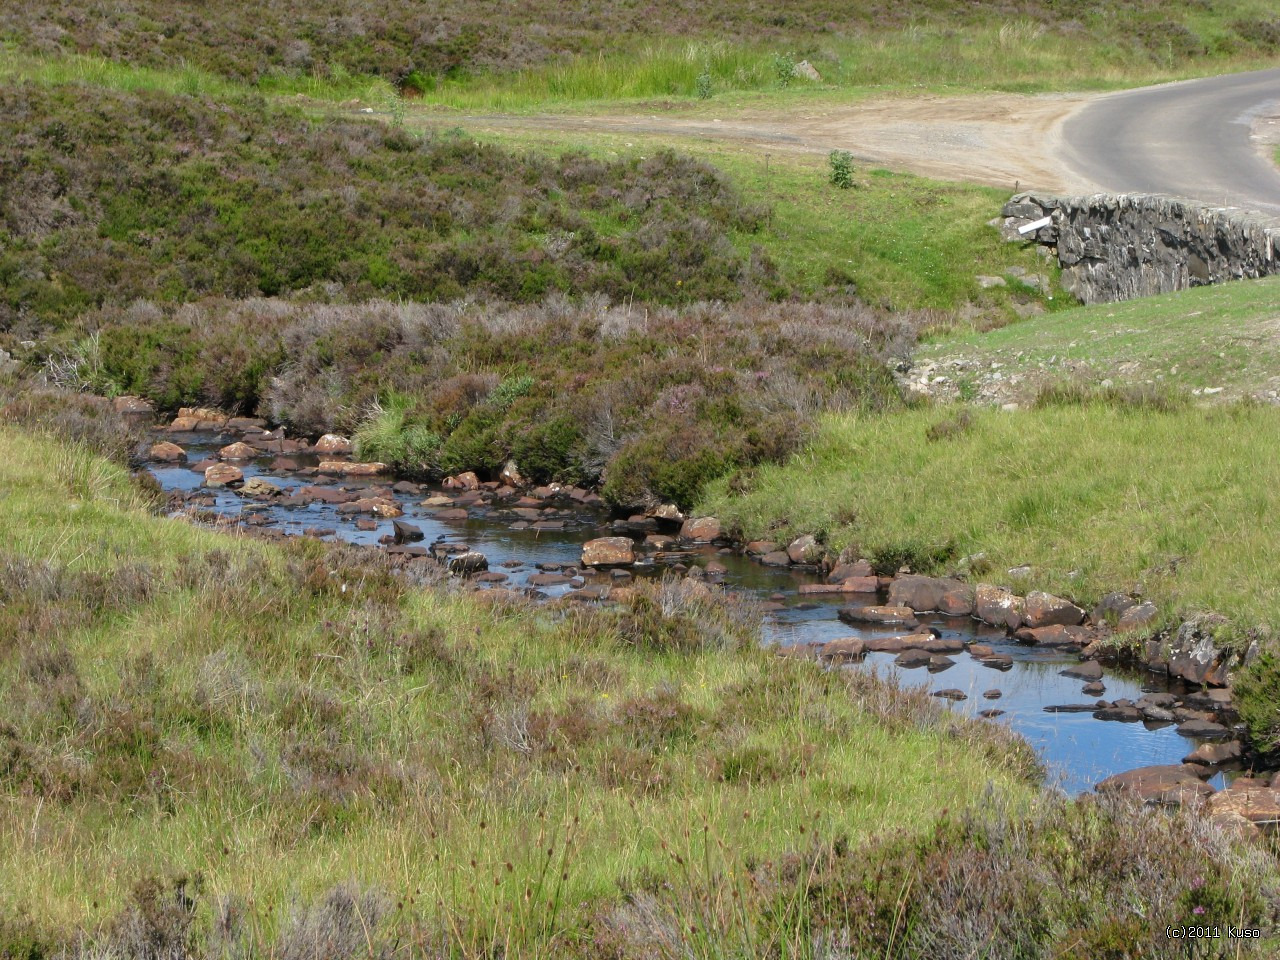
(0, 421, 1041, 952)
(701, 400, 1280, 638)
(914, 276, 1280, 404)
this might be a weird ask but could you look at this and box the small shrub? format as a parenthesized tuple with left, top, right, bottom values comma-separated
(870, 538, 958, 576)
(925, 408, 974, 442)
(772, 51, 796, 88)
(695, 68, 713, 100)
(828, 149, 854, 189)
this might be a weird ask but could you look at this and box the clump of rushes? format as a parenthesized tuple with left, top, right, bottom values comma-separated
(352, 393, 442, 477)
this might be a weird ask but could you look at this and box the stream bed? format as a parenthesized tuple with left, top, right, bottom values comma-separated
(148, 434, 1243, 797)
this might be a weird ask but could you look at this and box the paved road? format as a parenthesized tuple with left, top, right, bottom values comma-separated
(1061, 67, 1280, 212)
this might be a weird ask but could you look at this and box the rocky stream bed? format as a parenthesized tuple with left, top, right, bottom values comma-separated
(137, 406, 1280, 829)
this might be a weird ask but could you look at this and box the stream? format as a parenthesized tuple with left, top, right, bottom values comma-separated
(148, 433, 1243, 797)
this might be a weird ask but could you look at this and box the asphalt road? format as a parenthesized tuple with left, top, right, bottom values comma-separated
(1061, 67, 1280, 212)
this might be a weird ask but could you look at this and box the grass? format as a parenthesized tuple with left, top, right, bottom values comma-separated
(915, 276, 1280, 403)
(700, 399, 1280, 638)
(0, 424, 1039, 953)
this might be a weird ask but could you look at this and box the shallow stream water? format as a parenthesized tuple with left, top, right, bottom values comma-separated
(149, 436, 1241, 796)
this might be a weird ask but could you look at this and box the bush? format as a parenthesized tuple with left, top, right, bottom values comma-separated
(828, 149, 855, 189)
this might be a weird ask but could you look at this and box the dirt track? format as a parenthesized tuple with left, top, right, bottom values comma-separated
(459, 92, 1104, 193)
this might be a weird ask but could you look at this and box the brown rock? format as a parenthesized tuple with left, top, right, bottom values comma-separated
(219, 441, 257, 460)
(354, 518, 378, 531)
(895, 649, 933, 668)
(149, 441, 186, 462)
(1183, 741, 1243, 766)
(113, 395, 154, 415)
(819, 638, 867, 663)
(648, 502, 682, 522)
(1207, 787, 1280, 830)
(204, 463, 243, 488)
(933, 689, 968, 701)
(967, 644, 995, 658)
(241, 476, 283, 497)
(746, 541, 779, 556)
(680, 516, 722, 542)
(760, 551, 792, 567)
(1116, 601, 1159, 632)
(786, 534, 822, 565)
(974, 584, 1026, 630)
(179, 406, 226, 423)
(313, 434, 353, 454)
(841, 576, 880, 593)
(830, 559, 874, 581)
(888, 575, 971, 614)
(1097, 765, 1215, 805)
(1023, 591, 1085, 628)
(338, 497, 403, 518)
(318, 461, 388, 477)
(1060, 660, 1103, 681)
(167, 416, 200, 432)
(798, 583, 845, 596)
(582, 537, 636, 567)
(1014, 624, 1090, 648)
(837, 605, 920, 629)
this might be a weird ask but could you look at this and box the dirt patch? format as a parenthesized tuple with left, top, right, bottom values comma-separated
(448, 92, 1105, 193)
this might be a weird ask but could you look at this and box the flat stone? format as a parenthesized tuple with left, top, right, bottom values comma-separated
(318, 461, 388, 477)
(1176, 719, 1230, 739)
(581, 537, 636, 567)
(818, 638, 866, 663)
(680, 516, 722, 542)
(1183, 740, 1243, 766)
(983, 689, 1002, 699)
(528, 573, 571, 587)
(927, 655, 955, 673)
(933, 689, 968, 701)
(1207, 787, 1280, 830)
(1060, 660, 1103, 681)
(204, 463, 243, 488)
(894, 649, 934, 669)
(1117, 601, 1159, 632)
(1097, 764, 1215, 805)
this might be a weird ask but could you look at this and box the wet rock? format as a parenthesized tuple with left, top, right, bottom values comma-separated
(149, 441, 186, 462)
(760, 551, 792, 567)
(818, 638, 866, 663)
(648, 503, 683, 523)
(168, 416, 200, 432)
(391, 481, 421, 496)
(980, 655, 1013, 671)
(1045, 704, 1104, 713)
(1014, 624, 1090, 647)
(422, 495, 454, 507)
(974, 584, 1025, 630)
(705, 560, 728, 576)
(386, 544, 427, 557)
(531, 520, 566, 531)
(314, 434, 353, 454)
(179, 406, 226, 424)
(1183, 740, 1243, 765)
(355, 518, 378, 532)
(610, 569, 633, 582)
(529, 573, 571, 587)
(1140, 704, 1176, 723)
(318, 461, 388, 477)
(786, 534, 823, 565)
(1094, 704, 1143, 722)
(392, 519, 424, 544)
(435, 508, 470, 521)
(271, 457, 299, 471)
(927, 655, 955, 673)
(1117, 601, 1159, 632)
(746, 540, 779, 556)
(227, 417, 267, 432)
(967, 644, 995, 658)
(581, 537, 636, 567)
(979, 709, 1006, 718)
(499, 460, 525, 488)
(888, 575, 972, 615)
(241, 476, 283, 497)
(1082, 681, 1106, 696)
(1060, 660, 1103, 681)
(204, 463, 243, 488)
(338, 497, 403, 518)
(1096, 764, 1214, 805)
(1176, 718, 1230, 739)
(895, 649, 934, 669)
(841, 575, 880, 593)
(680, 516, 722, 542)
(1023, 591, 1085, 628)
(474, 571, 509, 584)
(838, 605, 919, 629)
(303, 527, 336, 538)
(933, 689, 968, 701)
(298, 486, 360, 505)
(218, 441, 257, 460)
(983, 689, 1003, 700)
(449, 551, 489, 575)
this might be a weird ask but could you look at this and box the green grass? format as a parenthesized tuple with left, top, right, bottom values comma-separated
(700, 400, 1280, 637)
(916, 276, 1280, 402)
(413, 19, 1280, 113)
(0, 427, 1036, 951)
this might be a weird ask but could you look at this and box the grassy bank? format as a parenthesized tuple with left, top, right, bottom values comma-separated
(915, 276, 1280, 405)
(0, 420, 1043, 952)
(701, 399, 1280, 638)
(3, 413, 1278, 957)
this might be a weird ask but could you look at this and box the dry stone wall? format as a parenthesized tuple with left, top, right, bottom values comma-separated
(1000, 193, 1280, 305)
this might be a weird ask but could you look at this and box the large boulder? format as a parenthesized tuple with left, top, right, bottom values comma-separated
(392, 519, 424, 544)
(204, 464, 243, 488)
(1096, 765, 1214, 805)
(888, 575, 972, 615)
(149, 441, 186, 462)
(974, 584, 1026, 630)
(582, 537, 636, 567)
(786, 534, 823, 565)
(241, 476, 283, 497)
(1023, 591, 1085, 628)
(314, 434, 353, 454)
(113, 395, 154, 415)
(680, 517, 722, 542)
